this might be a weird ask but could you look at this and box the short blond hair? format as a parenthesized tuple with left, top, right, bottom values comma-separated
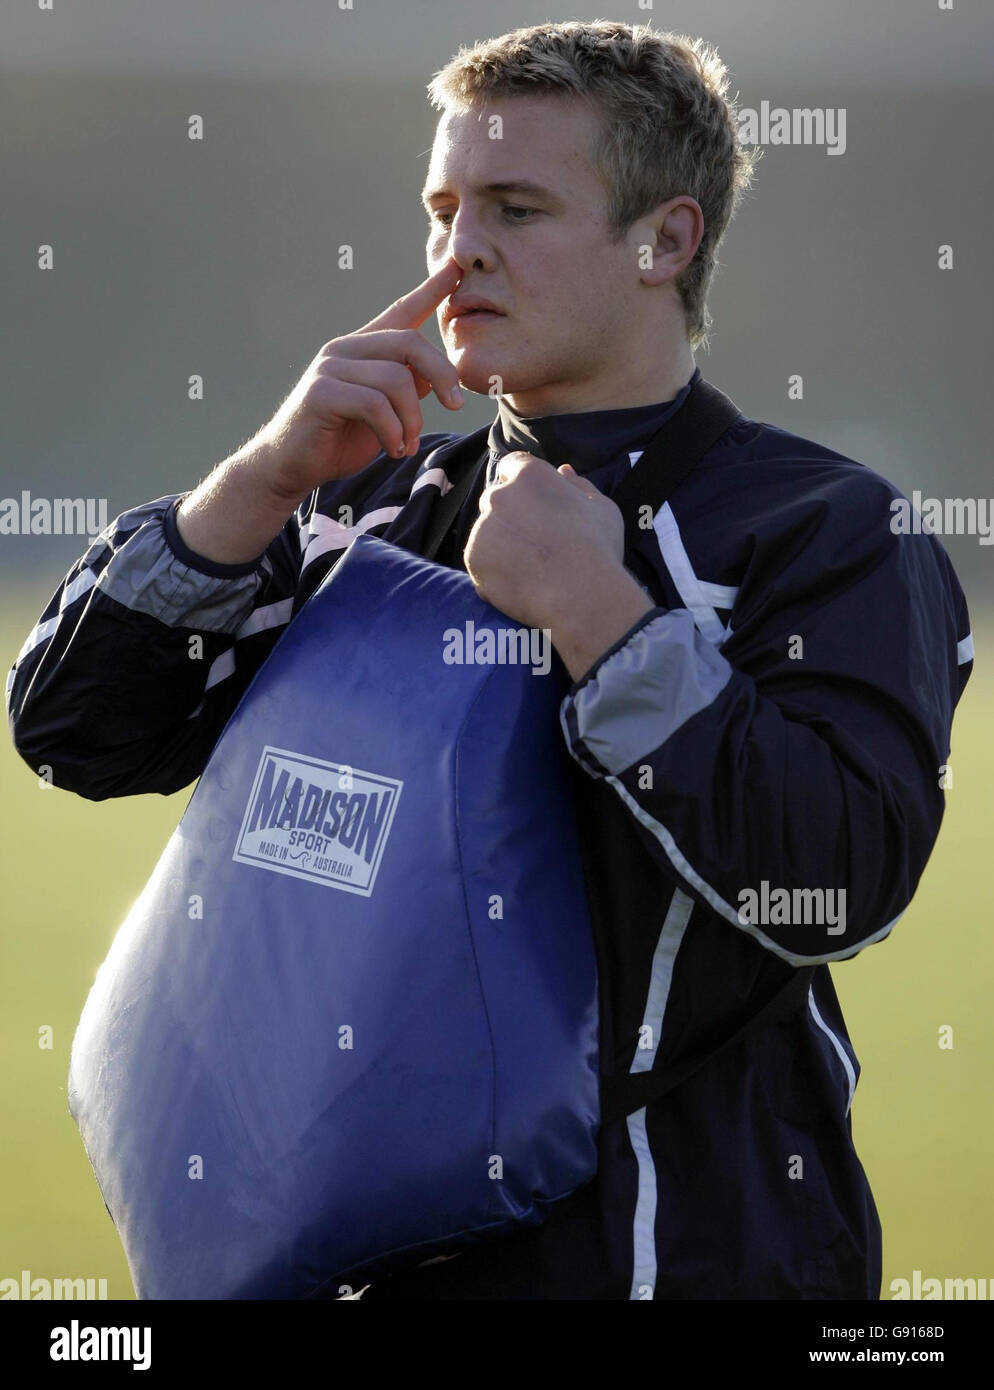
(427, 20, 757, 351)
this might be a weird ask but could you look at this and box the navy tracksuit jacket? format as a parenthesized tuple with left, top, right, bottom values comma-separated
(6, 367, 973, 1299)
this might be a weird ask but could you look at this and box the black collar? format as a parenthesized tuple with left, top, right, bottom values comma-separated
(486, 366, 701, 475)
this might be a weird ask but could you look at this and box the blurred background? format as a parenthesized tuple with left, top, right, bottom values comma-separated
(1, 0, 991, 1298)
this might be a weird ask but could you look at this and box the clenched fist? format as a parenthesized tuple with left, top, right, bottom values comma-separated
(463, 453, 654, 681)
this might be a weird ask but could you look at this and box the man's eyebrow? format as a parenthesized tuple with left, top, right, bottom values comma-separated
(420, 180, 561, 208)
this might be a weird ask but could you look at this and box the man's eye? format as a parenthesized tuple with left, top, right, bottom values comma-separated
(429, 206, 536, 227)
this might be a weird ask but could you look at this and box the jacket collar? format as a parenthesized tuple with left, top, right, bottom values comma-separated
(486, 367, 700, 476)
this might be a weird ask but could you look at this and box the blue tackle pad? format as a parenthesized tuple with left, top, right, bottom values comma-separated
(68, 532, 600, 1299)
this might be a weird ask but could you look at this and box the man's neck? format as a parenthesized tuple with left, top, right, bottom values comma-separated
(501, 339, 697, 418)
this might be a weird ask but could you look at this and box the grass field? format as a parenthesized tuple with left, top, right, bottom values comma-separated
(1, 591, 990, 1299)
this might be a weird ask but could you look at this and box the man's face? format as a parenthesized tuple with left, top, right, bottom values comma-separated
(423, 94, 643, 412)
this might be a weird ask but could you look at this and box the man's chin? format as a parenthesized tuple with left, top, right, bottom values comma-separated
(450, 349, 531, 399)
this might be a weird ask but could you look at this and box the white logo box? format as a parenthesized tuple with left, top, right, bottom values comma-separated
(233, 745, 403, 896)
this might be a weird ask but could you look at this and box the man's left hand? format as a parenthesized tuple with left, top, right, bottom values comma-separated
(463, 452, 655, 680)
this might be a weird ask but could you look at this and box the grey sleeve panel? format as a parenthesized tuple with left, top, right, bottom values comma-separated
(96, 501, 265, 634)
(564, 608, 733, 776)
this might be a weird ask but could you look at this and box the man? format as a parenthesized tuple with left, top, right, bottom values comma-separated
(7, 21, 972, 1299)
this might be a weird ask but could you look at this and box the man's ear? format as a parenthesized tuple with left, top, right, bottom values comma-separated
(637, 196, 704, 287)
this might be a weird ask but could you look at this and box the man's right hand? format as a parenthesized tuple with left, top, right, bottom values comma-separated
(256, 257, 466, 503)
(175, 258, 466, 565)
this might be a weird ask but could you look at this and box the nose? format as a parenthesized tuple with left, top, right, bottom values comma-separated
(441, 206, 496, 276)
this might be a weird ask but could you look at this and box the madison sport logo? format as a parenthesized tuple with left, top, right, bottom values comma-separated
(233, 747, 402, 895)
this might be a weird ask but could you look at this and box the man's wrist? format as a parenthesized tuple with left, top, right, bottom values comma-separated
(175, 442, 307, 567)
(547, 564, 655, 683)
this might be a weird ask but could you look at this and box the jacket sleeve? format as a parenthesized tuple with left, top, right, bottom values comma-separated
(559, 467, 974, 965)
(5, 493, 306, 799)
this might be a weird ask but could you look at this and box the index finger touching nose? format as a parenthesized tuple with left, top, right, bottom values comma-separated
(360, 258, 463, 334)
